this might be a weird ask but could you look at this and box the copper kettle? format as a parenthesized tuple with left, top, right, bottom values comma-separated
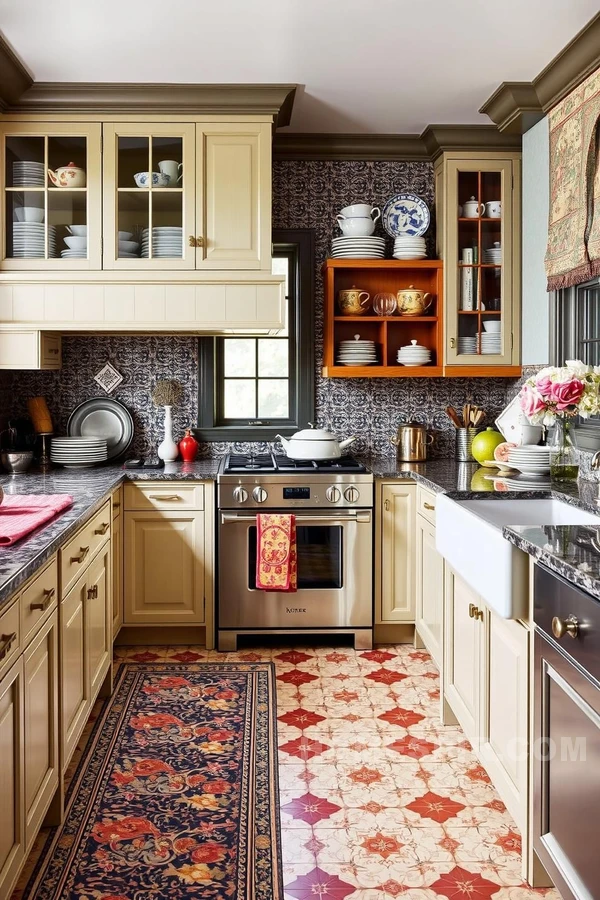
(390, 422, 433, 461)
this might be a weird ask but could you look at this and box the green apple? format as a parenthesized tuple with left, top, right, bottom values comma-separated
(470, 427, 505, 464)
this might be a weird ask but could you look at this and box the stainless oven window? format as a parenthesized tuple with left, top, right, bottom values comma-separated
(248, 524, 343, 590)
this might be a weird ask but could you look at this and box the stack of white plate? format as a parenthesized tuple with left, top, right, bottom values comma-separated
(13, 223, 56, 258)
(62, 234, 87, 259)
(336, 335, 378, 366)
(331, 236, 385, 259)
(12, 160, 45, 187)
(141, 226, 183, 258)
(393, 236, 427, 260)
(507, 445, 551, 476)
(484, 242, 502, 264)
(396, 339, 432, 366)
(50, 437, 108, 468)
(457, 333, 502, 355)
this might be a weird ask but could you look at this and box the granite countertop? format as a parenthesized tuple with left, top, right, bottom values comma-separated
(503, 524, 600, 599)
(0, 460, 221, 608)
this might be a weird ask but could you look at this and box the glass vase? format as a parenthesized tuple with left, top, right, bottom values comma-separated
(549, 415, 579, 482)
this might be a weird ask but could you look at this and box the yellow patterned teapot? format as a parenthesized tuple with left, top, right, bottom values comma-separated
(396, 285, 433, 317)
(337, 285, 371, 316)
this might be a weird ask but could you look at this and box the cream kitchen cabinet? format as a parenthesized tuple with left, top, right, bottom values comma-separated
(376, 482, 416, 623)
(415, 504, 444, 670)
(60, 521, 111, 771)
(443, 565, 529, 832)
(0, 656, 24, 900)
(111, 489, 123, 639)
(0, 330, 61, 370)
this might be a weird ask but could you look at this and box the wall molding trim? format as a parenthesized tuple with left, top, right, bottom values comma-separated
(480, 11, 600, 131)
(273, 126, 521, 162)
(0, 34, 33, 110)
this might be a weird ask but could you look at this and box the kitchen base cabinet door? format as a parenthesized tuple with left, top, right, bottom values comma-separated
(87, 547, 111, 701)
(60, 577, 89, 770)
(481, 610, 529, 831)
(444, 568, 483, 745)
(0, 658, 24, 900)
(112, 508, 123, 639)
(415, 514, 444, 670)
(23, 613, 59, 849)
(124, 512, 205, 624)
(378, 483, 416, 623)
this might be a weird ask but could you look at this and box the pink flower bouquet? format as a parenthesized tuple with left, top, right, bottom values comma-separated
(519, 361, 600, 425)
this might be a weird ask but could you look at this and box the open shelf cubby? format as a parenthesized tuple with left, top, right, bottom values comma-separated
(322, 259, 444, 378)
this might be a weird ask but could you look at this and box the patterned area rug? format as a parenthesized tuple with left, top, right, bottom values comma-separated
(22, 662, 282, 899)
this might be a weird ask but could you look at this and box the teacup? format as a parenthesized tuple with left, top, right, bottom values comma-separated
(337, 215, 375, 236)
(485, 200, 501, 218)
(462, 196, 485, 218)
(158, 159, 183, 185)
(340, 203, 381, 221)
(337, 286, 371, 315)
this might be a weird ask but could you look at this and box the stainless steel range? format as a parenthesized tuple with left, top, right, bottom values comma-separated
(217, 453, 374, 651)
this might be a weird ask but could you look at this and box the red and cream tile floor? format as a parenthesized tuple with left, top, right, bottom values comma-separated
(112, 644, 562, 900)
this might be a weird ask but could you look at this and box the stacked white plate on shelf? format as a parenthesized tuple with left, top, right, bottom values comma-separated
(396, 339, 432, 366)
(141, 226, 183, 258)
(457, 333, 502, 355)
(336, 335, 378, 366)
(50, 437, 108, 468)
(393, 236, 427, 260)
(12, 160, 45, 187)
(484, 242, 502, 264)
(507, 445, 551, 476)
(331, 236, 385, 259)
(13, 222, 56, 258)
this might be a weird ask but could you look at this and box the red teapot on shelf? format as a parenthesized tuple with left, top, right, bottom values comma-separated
(178, 429, 199, 462)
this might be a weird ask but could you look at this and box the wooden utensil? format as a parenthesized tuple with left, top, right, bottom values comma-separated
(462, 403, 471, 428)
(473, 409, 486, 427)
(446, 406, 463, 428)
(27, 397, 53, 434)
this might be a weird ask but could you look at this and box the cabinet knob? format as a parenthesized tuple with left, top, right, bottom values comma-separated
(0, 632, 16, 659)
(30, 587, 55, 611)
(87, 585, 98, 600)
(552, 615, 579, 639)
(188, 235, 197, 248)
(384, 499, 390, 511)
(450, 337, 456, 349)
(196, 236, 204, 247)
(71, 546, 90, 564)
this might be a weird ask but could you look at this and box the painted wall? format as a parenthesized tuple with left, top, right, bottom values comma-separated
(521, 116, 551, 365)
(0, 160, 517, 459)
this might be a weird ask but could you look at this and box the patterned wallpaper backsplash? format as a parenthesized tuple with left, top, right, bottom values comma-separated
(0, 159, 520, 459)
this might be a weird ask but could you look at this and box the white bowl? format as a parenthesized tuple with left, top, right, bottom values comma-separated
(118, 240, 139, 253)
(64, 236, 87, 250)
(67, 225, 88, 236)
(14, 207, 44, 223)
(118, 231, 133, 241)
(338, 217, 376, 237)
(340, 204, 375, 218)
(134, 171, 170, 188)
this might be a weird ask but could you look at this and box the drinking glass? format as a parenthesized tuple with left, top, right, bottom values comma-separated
(373, 292, 397, 316)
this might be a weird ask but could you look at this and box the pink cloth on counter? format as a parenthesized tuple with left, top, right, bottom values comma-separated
(0, 494, 74, 545)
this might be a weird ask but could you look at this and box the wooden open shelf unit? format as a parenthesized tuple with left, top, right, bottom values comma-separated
(322, 259, 444, 378)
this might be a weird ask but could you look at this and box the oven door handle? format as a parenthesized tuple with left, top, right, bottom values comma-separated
(220, 512, 371, 525)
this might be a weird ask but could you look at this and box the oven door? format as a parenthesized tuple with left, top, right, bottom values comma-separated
(534, 629, 600, 900)
(218, 510, 372, 629)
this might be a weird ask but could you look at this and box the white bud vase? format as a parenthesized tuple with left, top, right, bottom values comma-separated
(157, 405, 179, 462)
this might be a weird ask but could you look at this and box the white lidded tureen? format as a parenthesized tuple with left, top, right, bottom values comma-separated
(277, 424, 357, 460)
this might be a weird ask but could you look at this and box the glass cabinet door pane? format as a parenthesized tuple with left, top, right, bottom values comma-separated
(6, 136, 45, 187)
(117, 136, 149, 189)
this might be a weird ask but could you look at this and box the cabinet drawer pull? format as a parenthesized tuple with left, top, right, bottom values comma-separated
(423, 502, 435, 511)
(47, 348, 59, 354)
(30, 587, 56, 611)
(71, 546, 90, 564)
(94, 522, 110, 535)
(384, 499, 390, 511)
(87, 585, 98, 600)
(113, 501, 121, 510)
(149, 494, 181, 501)
(0, 632, 16, 659)
(469, 604, 484, 621)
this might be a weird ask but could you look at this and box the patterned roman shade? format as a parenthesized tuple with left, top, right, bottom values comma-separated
(545, 67, 600, 291)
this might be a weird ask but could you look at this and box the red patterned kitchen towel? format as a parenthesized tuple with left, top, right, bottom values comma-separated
(0, 494, 74, 545)
(256, 513, 297, 592)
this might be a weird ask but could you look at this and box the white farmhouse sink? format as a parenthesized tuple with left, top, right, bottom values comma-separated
(436, 496, 600, 618)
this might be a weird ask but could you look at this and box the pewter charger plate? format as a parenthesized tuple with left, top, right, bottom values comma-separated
(67, 398, 134, 461)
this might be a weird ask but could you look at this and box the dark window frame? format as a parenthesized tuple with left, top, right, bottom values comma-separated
(195, 229, 315, 442)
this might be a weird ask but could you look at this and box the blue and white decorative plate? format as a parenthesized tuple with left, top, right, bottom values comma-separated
(382, 193, 430, 237)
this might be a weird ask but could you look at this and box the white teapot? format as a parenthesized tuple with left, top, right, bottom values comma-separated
(47, 162, 86, 188)
(462, 196, 484, 218)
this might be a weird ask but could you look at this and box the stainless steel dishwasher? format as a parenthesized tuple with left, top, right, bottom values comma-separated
(533, 564, 600, 900)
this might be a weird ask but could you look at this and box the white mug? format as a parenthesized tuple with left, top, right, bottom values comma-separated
(340, 203, 381, 221)
(158, 159, 183, 185)
(485, 200, 501, 218)
(336, 215, 375, 236)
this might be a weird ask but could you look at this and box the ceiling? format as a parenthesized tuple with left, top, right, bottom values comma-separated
(0, 0, 597, 133)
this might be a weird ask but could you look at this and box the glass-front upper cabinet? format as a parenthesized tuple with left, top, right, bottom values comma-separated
(102, 123, 196, 270)
(436, 153, 521, 371)
(0, 123, 101, 270)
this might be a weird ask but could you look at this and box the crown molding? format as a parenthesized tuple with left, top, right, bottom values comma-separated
(9, 83, 297, 126)
(0, 34, 33, 110)
(272, 132, 427, 160)
(480, 11, 600, 131)
(420, 124, 521, 159)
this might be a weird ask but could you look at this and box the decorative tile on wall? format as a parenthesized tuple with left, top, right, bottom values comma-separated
(0, 159, 519, 459)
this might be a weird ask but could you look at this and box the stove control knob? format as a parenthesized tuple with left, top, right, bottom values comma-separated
(326, 486, 341, 503)
(252, 486, 268, 503)
(233, 486, 248, 503)
(344, 486, 360, 504)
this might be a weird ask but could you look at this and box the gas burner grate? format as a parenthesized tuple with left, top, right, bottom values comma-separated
(273, 455, 367, 473)
(224, 453, 276, 472)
